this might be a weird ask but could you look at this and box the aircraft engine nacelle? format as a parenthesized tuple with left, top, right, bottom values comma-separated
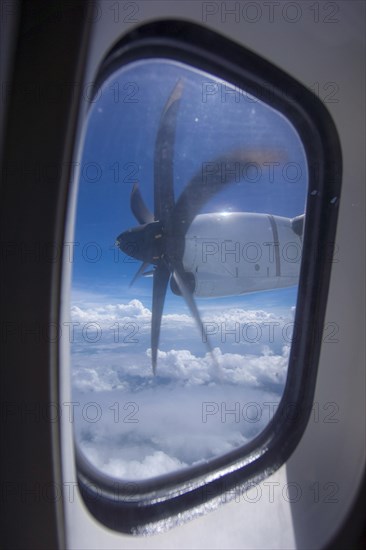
(173, 212, 302, 298)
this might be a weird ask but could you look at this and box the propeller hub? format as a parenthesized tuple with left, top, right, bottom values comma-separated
(116, 221, 165, 264)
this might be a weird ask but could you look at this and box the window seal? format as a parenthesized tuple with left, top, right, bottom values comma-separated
(75, 19, 342, 534)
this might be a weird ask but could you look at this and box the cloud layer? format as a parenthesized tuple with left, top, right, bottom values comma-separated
(71, 299, 293, 480)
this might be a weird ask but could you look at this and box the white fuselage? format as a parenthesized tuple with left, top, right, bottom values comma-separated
(182, 212, 302, 297)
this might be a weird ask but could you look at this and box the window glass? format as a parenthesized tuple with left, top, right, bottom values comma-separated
(71, 59, 307, 481)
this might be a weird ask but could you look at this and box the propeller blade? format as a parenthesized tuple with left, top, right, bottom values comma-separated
(129, 261, 150, 287)
(154, 78, 184, 223)
(172, 264, 218, 368)
(172, 149, 285, 235)
(130, 183, 154, 224)
(151, 261, 170, 374)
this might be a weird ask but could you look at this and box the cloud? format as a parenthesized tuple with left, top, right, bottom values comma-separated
(80, 445, 188, 480)
(73, 381, 281, 480)
(71, 298, 151, 324)
(69, 298, 294, 362)
(70, 298, 294, 480)
(145, 346, 289, 389)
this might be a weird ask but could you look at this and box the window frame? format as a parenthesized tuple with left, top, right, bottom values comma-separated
(74, 19, 342, 534)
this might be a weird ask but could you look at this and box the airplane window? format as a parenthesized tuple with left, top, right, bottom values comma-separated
(70, 58, 307, 483)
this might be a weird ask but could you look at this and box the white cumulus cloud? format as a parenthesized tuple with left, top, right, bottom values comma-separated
(70, 298, 294, 481)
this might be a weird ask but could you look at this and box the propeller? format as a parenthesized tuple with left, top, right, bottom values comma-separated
(130, 183, 154, 225)
(116, 79, 281, 373)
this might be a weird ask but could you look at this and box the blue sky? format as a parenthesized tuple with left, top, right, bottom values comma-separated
(70, 59, 308, 480)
